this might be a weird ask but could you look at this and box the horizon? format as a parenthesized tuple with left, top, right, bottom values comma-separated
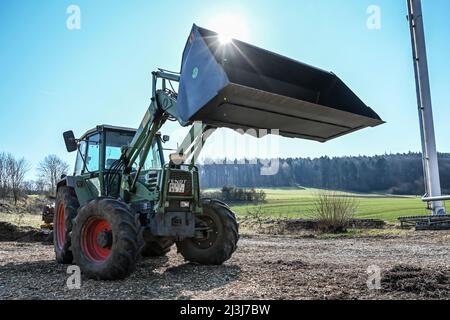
(5, 150, 448, 185)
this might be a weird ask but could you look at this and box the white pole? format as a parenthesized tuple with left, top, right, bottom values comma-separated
(407, 0, 445, 215)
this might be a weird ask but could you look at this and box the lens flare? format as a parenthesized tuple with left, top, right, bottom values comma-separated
(207, 14, 250, 44)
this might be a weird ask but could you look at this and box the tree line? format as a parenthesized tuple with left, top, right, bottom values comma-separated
(198, 152, 450, 195)
(2, 151, 449, 202)
(0, 152, 69, 204)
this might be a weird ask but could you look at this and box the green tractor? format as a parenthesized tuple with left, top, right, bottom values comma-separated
(56, 123, 238, 279)
(53, 25, 383, 280)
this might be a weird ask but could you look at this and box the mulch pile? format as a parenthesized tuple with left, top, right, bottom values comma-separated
(0, 221, 52, 244)
(382, 265, 450, 298)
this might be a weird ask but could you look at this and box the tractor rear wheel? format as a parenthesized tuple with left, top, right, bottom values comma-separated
(54, 186, 79, 264)
(141, 238, 174, 257)
(71, 198, 141, 280)
(176, 199, 239, 265)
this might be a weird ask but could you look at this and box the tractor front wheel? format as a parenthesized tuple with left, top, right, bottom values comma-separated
(71, 198, 141, 280)
(176, 199, 239, 265)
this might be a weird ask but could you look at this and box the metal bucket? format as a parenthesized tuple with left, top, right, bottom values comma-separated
(177, 24, 384, 142)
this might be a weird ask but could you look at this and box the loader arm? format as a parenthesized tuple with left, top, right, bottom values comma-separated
(175, 122, 216, 165)
(125, 70, 182, 166)
(121, 70, 212, 194)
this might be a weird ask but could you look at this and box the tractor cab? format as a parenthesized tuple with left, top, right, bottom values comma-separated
(74, 125, 139, 175)
(74, 124, 163, 172)
(62, 124, 166, 202)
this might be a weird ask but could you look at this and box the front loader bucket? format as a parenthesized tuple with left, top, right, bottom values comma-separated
(177, 24, 384, 142)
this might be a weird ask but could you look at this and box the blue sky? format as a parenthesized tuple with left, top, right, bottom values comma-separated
(1, 0, 449, 180)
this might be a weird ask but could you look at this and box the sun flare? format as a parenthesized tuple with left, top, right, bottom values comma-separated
(207, 14, 250, 44)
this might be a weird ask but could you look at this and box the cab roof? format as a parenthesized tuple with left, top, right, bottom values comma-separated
(79, 124, 162, 140)
(80, 124, 137, 140)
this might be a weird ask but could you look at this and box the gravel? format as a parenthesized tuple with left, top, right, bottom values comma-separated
(1, 231, 450, 300)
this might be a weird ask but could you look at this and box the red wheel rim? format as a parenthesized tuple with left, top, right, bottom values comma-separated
(56, 203, 65, 249)
(81, 218, 112, 263)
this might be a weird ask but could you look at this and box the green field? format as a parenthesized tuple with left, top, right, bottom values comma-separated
(0, 189, 436, 227)
(206, 188, 433, 222)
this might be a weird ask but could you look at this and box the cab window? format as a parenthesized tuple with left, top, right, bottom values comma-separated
(85, 133, 100, 172)
(105, 131, 134, 169)
(104, 130, 163, 171)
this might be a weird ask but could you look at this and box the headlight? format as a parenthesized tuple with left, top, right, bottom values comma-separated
(180, 201, 190, 208)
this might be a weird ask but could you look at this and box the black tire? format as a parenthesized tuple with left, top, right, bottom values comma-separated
(141, 238, 174, 257)
(54, 186, 79, 264)
(176, 199, 239, 265)
(71, 198, 141, 280)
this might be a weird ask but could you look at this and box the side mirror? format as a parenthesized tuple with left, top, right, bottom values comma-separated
(63, 131, 78, 152)
(162, 135, 170, 143)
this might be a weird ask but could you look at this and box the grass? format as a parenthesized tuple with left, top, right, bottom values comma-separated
(0, 212, 42, 228)
(205, 188, 432, 222)
(0, 189, 435, 229)
(317, 228, 413, 239)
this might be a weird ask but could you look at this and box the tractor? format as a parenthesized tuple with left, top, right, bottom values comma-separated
(53, 24, 383, 279)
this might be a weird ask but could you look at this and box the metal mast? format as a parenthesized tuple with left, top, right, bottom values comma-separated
(407, 0, 445, 215)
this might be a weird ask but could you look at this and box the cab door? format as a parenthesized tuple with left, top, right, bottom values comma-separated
(74, 133, 102, 205)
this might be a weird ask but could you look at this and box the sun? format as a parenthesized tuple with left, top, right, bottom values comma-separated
(207, 14, 250, 44)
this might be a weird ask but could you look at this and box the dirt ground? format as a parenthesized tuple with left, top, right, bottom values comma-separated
(1, 228, 450, 300)
(0, 222, 51, 243)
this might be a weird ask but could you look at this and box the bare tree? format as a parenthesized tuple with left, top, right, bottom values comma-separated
(22, 180, 35, 195)
(34, 178, 46, 195)
(38, 155, 69, 195)
(0, 152, 7, 199)
(5, 154, 30, 205)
